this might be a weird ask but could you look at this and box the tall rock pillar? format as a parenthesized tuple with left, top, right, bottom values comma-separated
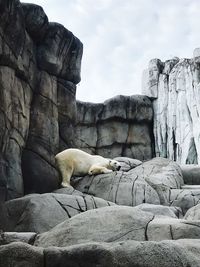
(142, 50, 200, 164)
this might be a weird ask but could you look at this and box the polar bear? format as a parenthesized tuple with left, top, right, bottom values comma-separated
(55, 148, 121, 187)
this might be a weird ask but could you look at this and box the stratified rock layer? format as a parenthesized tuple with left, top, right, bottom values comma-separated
(75, 95, 154, 160)
(142, 53, 200, 164)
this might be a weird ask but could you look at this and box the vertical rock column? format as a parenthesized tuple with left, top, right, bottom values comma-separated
(0, 0, 36, 200)
(142, 50, 200, 164)
(21, 11, 83, 194)
(0, 1, 83, 200)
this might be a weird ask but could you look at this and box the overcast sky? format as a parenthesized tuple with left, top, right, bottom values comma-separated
(22, 0, 200, 103)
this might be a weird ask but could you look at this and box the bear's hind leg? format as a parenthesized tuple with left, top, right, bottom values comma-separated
(55, 159, 73, 187)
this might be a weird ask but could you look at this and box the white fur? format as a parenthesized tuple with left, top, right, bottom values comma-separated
(55, 148, 121, 187)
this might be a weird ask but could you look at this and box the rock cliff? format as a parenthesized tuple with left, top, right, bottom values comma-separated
(75, 95, 154, 160)
(0, 0, 155, 201)
(0, 0, 82, 200)
(143, 51, 200, 164)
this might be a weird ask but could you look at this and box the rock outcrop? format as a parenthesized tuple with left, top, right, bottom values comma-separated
(76, 95, 154, 160)
(75, 95, 154, 160)
(142, 52, 200, 165)
(0, 0, 156, 201)
(4, 192, 114, 233)
(0, 0, 83, 200)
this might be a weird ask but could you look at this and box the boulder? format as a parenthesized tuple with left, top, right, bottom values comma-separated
(137, 203, 182, 218)
(1, 239, 200, 267)
(34, 205, 199, 248)
(3, 193, 114, 233)
(113, 157, 142, 172)
(180, 164, 200, 184)
(170, 188, 200, 214)
(73, 157, 184, 207)
(184, 203, 200, 220)
(42, 239, 200, 267)
(0, 232, 36, 246)
(34, 206, 154, 247)
(0, 242, 43, 267)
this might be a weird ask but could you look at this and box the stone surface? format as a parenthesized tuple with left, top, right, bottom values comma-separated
(3, 193, 114, 233)
(34, 206, 154, 247)
(2, 239, 200, 267)
(75, 95, 154, 160)
(0, 232, 36, 245)
(142, 53, 200, 164)
(73, 157, 184, 208)
(0, 242, 44, 267)
(0, 0, 83, 200)
(22, 3, 49, 41)
(193, 47, 200, 63)
(169, 188, 200, 214)
(137, 203, 182, 218)
(35, 205, 200, 248)
(184, 203, 200, 220)
(114, 157, 142, 172)
(180, 164, 200, 184)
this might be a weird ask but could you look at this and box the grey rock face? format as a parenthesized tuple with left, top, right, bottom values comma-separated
(180, 164, 200, 184)
(35, 205, 200, 248)
(1, 240, 200, 267)
(22, 3, 49, 41)
(114, 157, 142, 171)
(0, 0, 83, 200)
(75, 95, 154, 160)
(37, 22, 83, 84)
(137, 203, 182, 218)
(0, 232, 36, 246)
(34, 206, 154, 247)
(0, 242, 44, 267)
(73, 157, 184, 208)
(142, 52, 200, 164)
(4, 193, 114, 233)
(184, 203, 200, 220)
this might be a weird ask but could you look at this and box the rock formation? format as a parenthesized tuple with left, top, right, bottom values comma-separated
(75, 95, 154, 160)
(2, 0, 200, 266)
(143, 52, 200, 165)
(0, 0, 83, 200)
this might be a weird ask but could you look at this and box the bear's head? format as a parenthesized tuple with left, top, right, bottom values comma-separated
(108, 159, 121, 171)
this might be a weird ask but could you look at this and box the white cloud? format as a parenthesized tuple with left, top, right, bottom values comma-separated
(22, 0, 200, 102)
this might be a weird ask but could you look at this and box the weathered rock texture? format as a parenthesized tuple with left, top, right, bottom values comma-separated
(142, 52, 200, 165)
(0, 0, 83, 200)
(75, 95, 154, 160)
(2, 239, 200, 267)
(2, 2, 200, 266)
(3, 192, 114, 233)
(0, 0, 156, 201)
(34, 205, 200, 247)
(2, 203, 200, 266)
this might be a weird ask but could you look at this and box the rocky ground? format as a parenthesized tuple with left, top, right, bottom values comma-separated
(1, 157, 200, 267)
